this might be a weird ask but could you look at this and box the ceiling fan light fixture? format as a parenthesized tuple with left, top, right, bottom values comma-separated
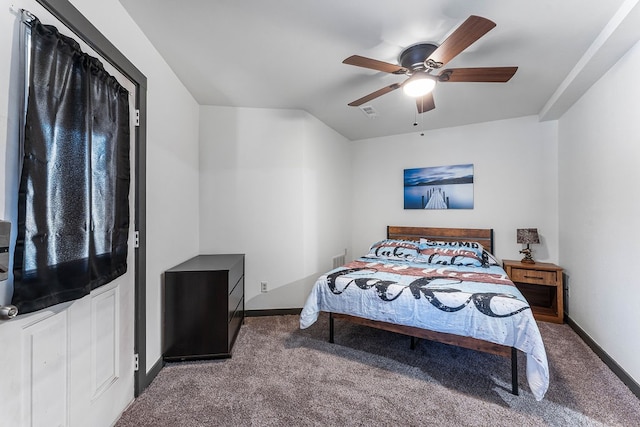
(402, 73, 436, 97)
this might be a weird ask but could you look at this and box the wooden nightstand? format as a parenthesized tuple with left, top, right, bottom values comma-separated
(503, 260, 564, 324)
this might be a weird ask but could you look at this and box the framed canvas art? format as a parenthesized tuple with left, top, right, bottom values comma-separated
(404, 164, 474, 209)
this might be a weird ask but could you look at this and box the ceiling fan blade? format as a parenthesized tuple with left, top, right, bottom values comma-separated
(426, 16, 496, 68)
(343, 55, 407, 74)
(438, 67, 518, 82)
(416, 92, 435, 113)
(348, 83, 402, 106)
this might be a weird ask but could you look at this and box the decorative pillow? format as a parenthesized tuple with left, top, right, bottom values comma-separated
(417, 240, 487, 267)
(482, 250, 500, 266)
(366, 239, 420, 261)
(417, 253, 483, 267)
(418, 239, 484, 256)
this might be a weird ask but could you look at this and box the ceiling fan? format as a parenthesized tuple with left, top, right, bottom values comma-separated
(343, 15, 517, 113)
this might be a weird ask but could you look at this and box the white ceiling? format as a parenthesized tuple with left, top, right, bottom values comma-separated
(119, 0, 640, 141)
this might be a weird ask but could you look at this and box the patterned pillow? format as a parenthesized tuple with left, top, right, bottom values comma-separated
(483, 250, 500, 266)
(366, 239, 420, 261)
(417, 240, 487, 267)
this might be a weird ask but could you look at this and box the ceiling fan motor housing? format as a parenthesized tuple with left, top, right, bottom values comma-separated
(399, 43, 438, 73)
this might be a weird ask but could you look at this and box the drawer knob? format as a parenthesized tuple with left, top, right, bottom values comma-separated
(524, 275, 544, 280)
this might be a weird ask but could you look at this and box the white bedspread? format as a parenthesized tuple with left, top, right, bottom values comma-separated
(300, 257, 549, 401)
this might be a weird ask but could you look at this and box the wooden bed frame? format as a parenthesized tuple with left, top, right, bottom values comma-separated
(328, 226, 519, 395)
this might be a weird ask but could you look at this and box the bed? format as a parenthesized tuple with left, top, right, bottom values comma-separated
(300, 226, 549, 401)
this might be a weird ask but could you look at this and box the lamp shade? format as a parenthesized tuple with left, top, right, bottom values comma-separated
(402, 73, 436, 97)
(516, 228, 540, 244)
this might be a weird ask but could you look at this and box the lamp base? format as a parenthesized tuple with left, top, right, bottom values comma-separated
(519, 246, 535, 264)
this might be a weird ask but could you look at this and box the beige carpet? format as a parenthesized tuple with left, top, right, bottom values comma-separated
(116, 314, 640, 426)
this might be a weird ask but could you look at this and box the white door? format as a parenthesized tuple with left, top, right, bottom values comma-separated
(0, 2, 136, 425)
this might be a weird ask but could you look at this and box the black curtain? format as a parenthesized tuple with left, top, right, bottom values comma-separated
(12, 18, 130, 314)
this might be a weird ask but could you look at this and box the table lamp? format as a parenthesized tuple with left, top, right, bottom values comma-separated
(517, 228, 540, 264)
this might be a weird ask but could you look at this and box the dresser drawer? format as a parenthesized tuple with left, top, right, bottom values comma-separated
(228, 276, 244, 323)
(510, 268, 557, 285)
(228, 297, 244, 349)
(228, 257, 244, 293)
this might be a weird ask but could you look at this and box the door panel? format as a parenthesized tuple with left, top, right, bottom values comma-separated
(23, 310, 69, 427)
(91, 287, 119, 398)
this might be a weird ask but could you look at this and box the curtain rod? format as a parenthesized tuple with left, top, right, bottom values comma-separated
(21, 9, 37, 24)
(10, 5, 37, 25)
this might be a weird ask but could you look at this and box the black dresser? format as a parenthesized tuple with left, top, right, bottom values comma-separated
(163, 254, 244, 361)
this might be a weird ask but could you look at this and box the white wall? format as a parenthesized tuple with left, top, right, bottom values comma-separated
(350, 115, 559, 263)
(199, 106, 351, 309)
(558, 40, 640, 385)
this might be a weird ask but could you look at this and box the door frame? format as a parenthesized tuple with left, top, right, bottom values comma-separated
(36, 0, 156, 395)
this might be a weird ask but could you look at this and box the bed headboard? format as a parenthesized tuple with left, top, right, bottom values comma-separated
(387, 226, 494, 254)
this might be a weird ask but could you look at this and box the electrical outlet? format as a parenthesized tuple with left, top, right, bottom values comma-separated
(260, 281, 268, 293)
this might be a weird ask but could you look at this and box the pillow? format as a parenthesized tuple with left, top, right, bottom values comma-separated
(418, 239, 484, 256)
(366, 239, 420, 261)
(482, 250, 500, 266)
(417, 239, 487, 267)
(416, 253, 484, 267)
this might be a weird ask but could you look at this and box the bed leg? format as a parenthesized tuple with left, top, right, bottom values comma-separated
(329, 312, 334, 344)
(511, 347, 519, 396)
(410, 336, 417, 350)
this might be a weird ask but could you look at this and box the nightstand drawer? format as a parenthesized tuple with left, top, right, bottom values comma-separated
(509, 268, 557, 285)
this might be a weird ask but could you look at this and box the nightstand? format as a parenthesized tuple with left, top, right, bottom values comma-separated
(503, 260, 564, 324)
